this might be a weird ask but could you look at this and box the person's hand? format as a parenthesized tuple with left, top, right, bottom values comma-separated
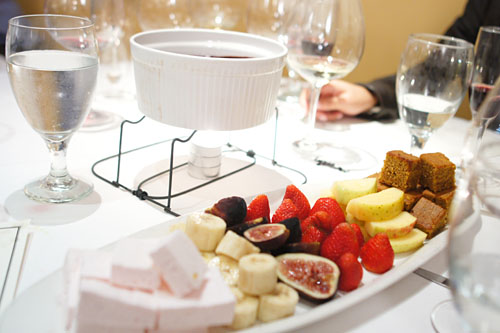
(301, 80, 378, 121)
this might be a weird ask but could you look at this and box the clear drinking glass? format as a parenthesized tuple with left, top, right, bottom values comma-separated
(396, 33, 474, 154)
(45, 0, 126, 130)
(138, 0, 192, 30)
(431, 81, 500, 333)
(284, 0, 365, 155)
(190, 0, 245, 31)
(468, 26, 500, 146)
(6, 15, 99, 203)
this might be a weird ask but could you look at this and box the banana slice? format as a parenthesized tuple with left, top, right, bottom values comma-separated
(205, 254, 239, 287)
(238, 253, 277, 295)
(258, 283, 299, 323)
(215, 230, 260, 261)
(229, 287, 259, 330)
(185, 212, 226, 252)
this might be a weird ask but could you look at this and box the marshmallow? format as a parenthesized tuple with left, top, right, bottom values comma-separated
(74, 321, 144, 333)
(150, 230, 208, 297)
(111, 238, 162, 291)
(76, 279, 156, 330)
(156, 267, 235, 330)
(147, 328, 208, 333)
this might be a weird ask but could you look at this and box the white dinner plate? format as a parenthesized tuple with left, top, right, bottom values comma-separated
(0, 185, 448, 333)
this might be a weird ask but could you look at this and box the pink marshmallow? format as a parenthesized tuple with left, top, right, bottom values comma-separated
(147, 328, 208, 333)
(75, 321, 145, 333)
(111, 238, 162, 291)
(76, 279, 156, 330)
(150, 231, 208, 297)
(156, 267, 235, 330)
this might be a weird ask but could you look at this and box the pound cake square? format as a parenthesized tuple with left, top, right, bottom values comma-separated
(422, 187, 455, 210)
(420, 153, 456, 192)
(410, 197, 447, 239)
(403, 189, 423, 211)
(380, 150, 422, 191)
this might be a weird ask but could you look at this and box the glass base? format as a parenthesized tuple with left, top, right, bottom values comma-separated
(80, 110, 122, 132)
(24, 176, 93, 204)
(292, 137, 378, 171)
(431, 300, 468, 333)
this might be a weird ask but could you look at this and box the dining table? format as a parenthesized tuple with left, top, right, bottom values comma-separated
(0, 53, 499, 333)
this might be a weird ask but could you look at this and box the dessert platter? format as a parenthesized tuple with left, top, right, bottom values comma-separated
(0, 150, 457, 333)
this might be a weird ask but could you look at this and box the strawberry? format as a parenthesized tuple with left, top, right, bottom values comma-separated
(360, 233, 394, 274)
(301, 225, 328, 244)
(337, 252, 363, 292)
(283, 185, 311, 220)
(245, 194, 270, 222)
(300, 215, 317, 232)
(271, 199, 299, 223)
(320, 223, 359, 263)
(309, 198, 345, 231)
(350, 223, 365, 250)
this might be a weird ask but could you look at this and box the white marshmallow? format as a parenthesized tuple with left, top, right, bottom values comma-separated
(76, 279, 156, 330)
(156, 267, 235, 330)
(111, 238, 162, 291)
(150, 230, 208, 297)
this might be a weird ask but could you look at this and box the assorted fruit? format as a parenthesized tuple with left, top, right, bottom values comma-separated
(181, 176, 435, 329)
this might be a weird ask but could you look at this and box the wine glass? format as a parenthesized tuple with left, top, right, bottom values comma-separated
(190, 0, 245, 31)
(431, 81, 500, 333)
(5, 14, 98, 203)
(284, 0, 365, 156)
(45, 0, 126, 131)
(137, 0, 192, 30)
(246, 0, 304, 105)
(396, 33, 474, 155)
(468, 26, 500, 147)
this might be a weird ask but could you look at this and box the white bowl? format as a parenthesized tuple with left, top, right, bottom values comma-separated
(130, 29, 287, 131)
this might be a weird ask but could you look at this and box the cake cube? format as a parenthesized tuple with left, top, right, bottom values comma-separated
(111, 238, 162, 291)
(76, 279, 157, 330)
(150, 230, 208, 297)
(156, 267, 235, 330)
(410, 197, 447, 238)
(403, 189, 423, 211)
(366, 173, 390, 192)
(420, 153, 456, 192)
(422, 187, 455, 210)
(380, 150, 422, 191)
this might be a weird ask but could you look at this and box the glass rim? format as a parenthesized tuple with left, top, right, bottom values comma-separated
(8, 14, 94, 31)
(408, 33, 473, 50)
(480, 26, 500, 34)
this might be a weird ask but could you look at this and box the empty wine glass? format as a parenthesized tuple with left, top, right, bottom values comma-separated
(396, 33, 474, 154)
(190, 0, 245, 31)
(468, 26, 500, 146)
(246, 0, 304, 105)
(431, 81, 500, 333)
(6, 14, 99, 203)
(284, 0, 365, 157)
(45, 0, 126, 131)
(138, 0, 192, 30)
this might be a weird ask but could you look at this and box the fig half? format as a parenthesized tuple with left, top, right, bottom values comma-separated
(276, 253, 340, 302)
(243, 223, 289, 251)
(206, 196, 247, 227)
(228, 217, 268, 236)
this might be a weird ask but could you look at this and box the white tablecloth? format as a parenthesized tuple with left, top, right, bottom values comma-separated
(0, 54, 499, 332)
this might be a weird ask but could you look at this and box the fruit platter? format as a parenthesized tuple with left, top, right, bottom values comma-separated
(0, 150, 456, 333)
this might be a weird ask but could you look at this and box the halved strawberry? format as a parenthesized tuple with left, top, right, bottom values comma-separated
(271, 199, 299, 224)
(309, 198, 345, 232)
(350, 223, 365, 250)
(283, 185, 311, 220)
(360, 233, 394, 274)
(337, 252, 363, 292)
(245, 194, 271, 222)
(320, 223, 359, 264)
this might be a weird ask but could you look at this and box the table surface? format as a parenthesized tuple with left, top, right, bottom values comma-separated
(0, 55, 499, 333)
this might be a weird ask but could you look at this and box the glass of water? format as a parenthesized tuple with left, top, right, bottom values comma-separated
(6, 15, 99, 203)
(396, 33, 473, 154)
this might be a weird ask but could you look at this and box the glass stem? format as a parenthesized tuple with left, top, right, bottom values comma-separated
(410, 134, 427, 156)
(46, 139, 73, 187)
(304, 83, 323, 137)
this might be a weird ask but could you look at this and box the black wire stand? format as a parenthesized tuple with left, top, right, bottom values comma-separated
(91, 108, 307, 217)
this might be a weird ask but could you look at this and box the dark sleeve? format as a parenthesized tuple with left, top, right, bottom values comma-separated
(358, 74, 399, 120)
(444, 0, 488, 43)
